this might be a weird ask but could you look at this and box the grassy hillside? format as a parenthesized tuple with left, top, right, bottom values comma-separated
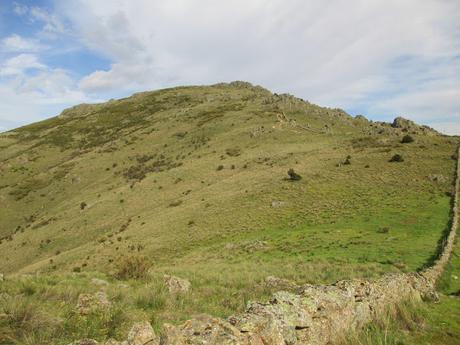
(0, 81, 458, 344)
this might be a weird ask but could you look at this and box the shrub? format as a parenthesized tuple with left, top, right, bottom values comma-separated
(216, 165, 224, 171)
(389, 154, 404, 162)
(401, 135, 414, 143)
(377, 227, 390, 234)
(287, 168, 302, 181)
(80, 202, 87, 210)
(115, 255, 152, 280)
(343, 155, 351, 165)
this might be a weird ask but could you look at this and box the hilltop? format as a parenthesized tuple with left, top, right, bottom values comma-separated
(0, 81, 458, 344)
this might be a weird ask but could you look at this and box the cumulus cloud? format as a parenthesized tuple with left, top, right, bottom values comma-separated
(1, 34, 47, 52)
(0, 54, 46, 76)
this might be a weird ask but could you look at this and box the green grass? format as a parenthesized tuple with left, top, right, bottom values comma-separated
(0, 81, 458, 344)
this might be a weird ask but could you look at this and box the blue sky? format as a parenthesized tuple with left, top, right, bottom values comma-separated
(0, 0, 459, 134)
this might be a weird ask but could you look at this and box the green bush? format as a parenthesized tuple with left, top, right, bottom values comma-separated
(389, 154, 404, 162)
(401, 135, 414, 143)
(287, 168, 302, 181)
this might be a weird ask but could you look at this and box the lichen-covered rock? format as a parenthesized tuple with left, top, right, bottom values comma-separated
(428, 174, 446, 183)
(126, 321, 160, 345)
(164, 275, 191, 294)
(163, 314, 248, 345)
(76, 291, 111, 315)
(103, 339, 121, 345)
(68, 339, 99, 345)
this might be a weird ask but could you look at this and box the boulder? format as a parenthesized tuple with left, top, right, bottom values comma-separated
(126, 321, 160, 345)
(162, 314, 248, 345)
(164, 275, 191, 294)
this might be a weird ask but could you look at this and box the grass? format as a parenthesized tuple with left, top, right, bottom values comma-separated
(0, 81, 458, 344)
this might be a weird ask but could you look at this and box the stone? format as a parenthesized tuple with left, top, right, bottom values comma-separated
(164, 275, 191, 294)
(428, 174, 446, 183)
(163, 314, 247, 345)
(126, 321, 160, 345)
(68, 339, 99, 345)
(76, 291, 111, 315)
(271, 201, 286, 208)
(104, 339, 121, 345)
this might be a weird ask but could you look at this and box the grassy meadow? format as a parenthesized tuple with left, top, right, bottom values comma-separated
(0, 81, 458, 344)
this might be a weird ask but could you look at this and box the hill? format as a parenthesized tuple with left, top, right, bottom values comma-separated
(0, 81, 458, 344)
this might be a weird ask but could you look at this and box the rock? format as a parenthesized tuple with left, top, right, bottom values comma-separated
(163, 314, 248, 345)
(263, 276, 298, 291)
(164, 275, 191, 294)
(271, 201, 286, 208)
(91, 278, 109, 287)
(126, 321, 160, 345)
(68, 339, 99, 345)
(391, 116, 416, 129)
(243, 240, 268, 253)
(428, 174, 446, 183)
(103, 340, 121, 345)
(391, 116, 438, 135)
(76, 291, 111, 315)
(0, 273, 4, 281)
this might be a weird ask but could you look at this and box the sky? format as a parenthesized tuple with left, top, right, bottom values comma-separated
(0, 0, 459, 134)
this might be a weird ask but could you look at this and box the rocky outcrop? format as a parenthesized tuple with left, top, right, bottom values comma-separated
(391, 116, 439, 135)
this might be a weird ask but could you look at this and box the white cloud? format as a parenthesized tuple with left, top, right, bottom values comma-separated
(13, 2, 28, 16)
(12, 3, 67, 37)
(0, 66, 94, 130)
(1, 34, 47, 52)
(0, 54, 46, 76)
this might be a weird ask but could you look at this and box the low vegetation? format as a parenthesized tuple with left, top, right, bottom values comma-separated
(0, 81, 458, 344)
